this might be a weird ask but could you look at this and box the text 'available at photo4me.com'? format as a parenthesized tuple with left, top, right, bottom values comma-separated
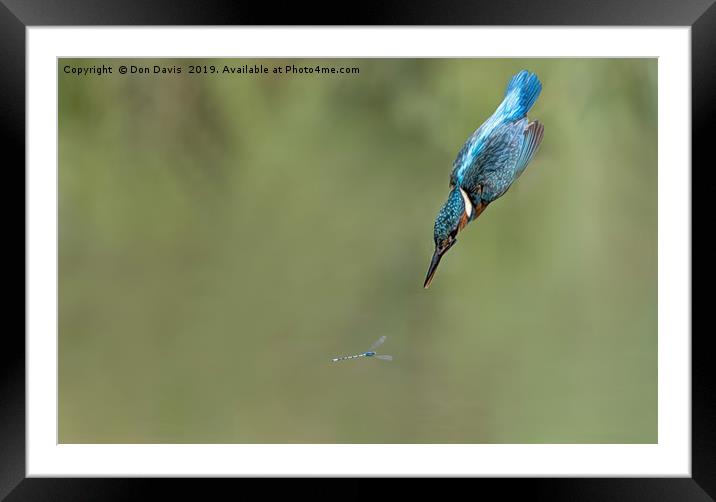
(62, 63, 362, 77)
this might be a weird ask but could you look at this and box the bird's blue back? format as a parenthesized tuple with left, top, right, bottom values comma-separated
(450, 70, 542, 190)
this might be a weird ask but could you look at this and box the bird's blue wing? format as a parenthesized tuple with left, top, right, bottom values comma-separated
(513, 121, 544, 179)
(450, 122, 489, 187)
(461, 120, 527, 203)
(450, 71, 542, 187)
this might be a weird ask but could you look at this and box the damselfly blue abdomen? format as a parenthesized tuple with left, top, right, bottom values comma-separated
(332, 336, 393, 363)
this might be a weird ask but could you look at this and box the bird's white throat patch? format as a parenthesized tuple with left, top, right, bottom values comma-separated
(459, 187, 473, 218)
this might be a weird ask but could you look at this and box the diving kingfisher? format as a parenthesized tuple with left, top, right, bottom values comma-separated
(423, 70, 544, 288)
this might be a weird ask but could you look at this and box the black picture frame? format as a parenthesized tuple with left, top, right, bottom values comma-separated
(4, 0, 707, 499)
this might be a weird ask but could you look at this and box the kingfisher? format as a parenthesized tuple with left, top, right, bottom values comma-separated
(423, 70, 544, 288)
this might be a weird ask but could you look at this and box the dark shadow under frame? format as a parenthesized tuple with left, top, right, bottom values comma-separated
(2, 0, 709, 499)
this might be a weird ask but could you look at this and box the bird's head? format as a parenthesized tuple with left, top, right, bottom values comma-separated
(424, 187, 472, 288)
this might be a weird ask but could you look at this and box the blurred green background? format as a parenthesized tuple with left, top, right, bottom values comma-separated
(59, 58, 657, 443)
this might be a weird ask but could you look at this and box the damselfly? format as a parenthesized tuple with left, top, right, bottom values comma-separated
(331, 336, 393, 363)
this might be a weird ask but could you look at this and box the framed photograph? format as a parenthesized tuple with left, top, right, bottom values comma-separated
(6, 0, 706, 497)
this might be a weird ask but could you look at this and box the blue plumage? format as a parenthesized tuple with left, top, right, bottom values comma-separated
(424, 70, 544, 288)
(502, 70, 543, 122)
(450, 70, 542, 186)
(432, 187, 466, 245)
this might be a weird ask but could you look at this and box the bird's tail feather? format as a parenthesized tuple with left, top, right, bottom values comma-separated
(501, 70, 542, 122)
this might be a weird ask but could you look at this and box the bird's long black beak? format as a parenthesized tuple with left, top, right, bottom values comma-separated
(423, 249, 443, 288)
(423, 241, 454, 289)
